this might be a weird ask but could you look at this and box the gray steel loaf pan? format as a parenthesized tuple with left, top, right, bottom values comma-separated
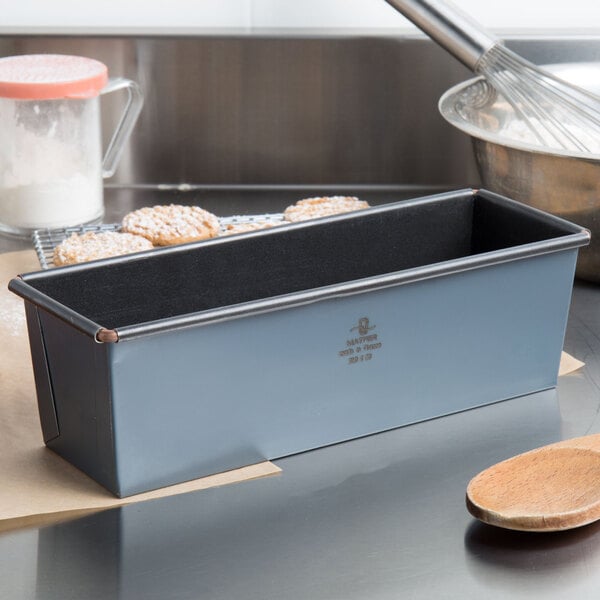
(9, 188, 590, 497)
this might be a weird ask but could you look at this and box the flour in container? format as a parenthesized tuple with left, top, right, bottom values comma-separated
(0, 97, 104, 231)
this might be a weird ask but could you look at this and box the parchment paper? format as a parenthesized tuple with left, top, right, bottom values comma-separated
(0, 250, 281, 532)
(558, 350, 585, 376)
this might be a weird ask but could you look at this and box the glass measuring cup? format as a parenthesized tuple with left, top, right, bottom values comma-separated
(0, 54, 143, 236)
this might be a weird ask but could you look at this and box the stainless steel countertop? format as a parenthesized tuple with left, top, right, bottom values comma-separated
(1, 187, 599, 599)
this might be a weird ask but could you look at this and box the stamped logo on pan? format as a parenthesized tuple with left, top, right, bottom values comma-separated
(338, 316, 383, 365)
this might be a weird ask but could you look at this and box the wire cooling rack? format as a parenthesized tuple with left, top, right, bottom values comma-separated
(32, 213, 285, 269)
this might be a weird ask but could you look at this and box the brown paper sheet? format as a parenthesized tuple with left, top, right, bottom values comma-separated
(0, 250, 280, 532)
(559, 351, 585, 376)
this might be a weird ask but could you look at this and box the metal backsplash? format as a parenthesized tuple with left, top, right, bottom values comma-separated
(1, 33, 600, 187)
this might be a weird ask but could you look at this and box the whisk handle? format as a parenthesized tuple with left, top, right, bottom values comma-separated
(383, 0, 498, 71)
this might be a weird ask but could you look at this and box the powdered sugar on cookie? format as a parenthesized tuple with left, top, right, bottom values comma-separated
(122, 204, 220, 246)
(283, 196, 369, 222)
(221, 221, 279, 236)
(53, 231, 154, 266)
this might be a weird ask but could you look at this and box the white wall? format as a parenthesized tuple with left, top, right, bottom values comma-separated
(2, 0, 600, 32)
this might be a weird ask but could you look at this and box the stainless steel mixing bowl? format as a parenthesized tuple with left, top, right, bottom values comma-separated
(439, 62, 600, 282)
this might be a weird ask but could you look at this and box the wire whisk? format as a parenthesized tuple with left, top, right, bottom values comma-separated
(384, 0, 600, 154)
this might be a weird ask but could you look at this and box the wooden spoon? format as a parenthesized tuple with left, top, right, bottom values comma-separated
(466, 433, 600, 532)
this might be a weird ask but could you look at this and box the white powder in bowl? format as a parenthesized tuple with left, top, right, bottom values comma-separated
(501, 116, 600, 154)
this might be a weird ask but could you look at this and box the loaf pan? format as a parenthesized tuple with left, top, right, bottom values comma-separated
(9, 188, 590, 496)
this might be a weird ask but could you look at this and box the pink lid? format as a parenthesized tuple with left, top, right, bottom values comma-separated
(0, 54, 108, 100)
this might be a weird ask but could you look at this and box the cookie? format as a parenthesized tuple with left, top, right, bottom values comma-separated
(53, 231, 154, 266)
(221, 221, 279, 236)
(122, 204, 220, 246)
(283, 196, 370, 222)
